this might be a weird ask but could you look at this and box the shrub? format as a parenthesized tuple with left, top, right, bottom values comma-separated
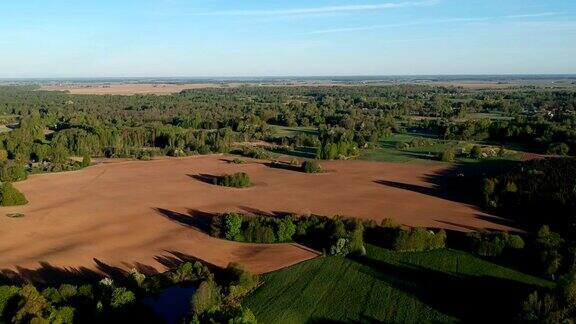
(440, 148, 456, 162)
(0, 183, 28, 206)
(471, 145, 483, 159)
(381, 218, 401, 229)
(81, 154, 91, 167)
(302, 160, 322, 173)
(214, 173, 251, 188)
(392, 228, 446, 252)
(241, 148, 271, 160)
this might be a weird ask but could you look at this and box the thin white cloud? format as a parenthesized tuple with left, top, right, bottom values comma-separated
(306, 12, 560, 34)
(195, 1, 438, 16)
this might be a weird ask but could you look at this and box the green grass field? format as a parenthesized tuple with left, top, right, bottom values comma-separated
(244, 245, 551, 323)
(359, 134, 457, 163)
(360, 133, 523, 164)
(271, 125, 318, 137)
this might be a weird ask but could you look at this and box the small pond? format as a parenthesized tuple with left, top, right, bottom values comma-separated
(141, 284, 196, 324)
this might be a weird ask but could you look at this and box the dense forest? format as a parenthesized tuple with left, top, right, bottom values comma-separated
(0, 85, 574, 174)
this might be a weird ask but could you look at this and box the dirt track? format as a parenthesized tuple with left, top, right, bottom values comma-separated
(0, 155, 511, 279)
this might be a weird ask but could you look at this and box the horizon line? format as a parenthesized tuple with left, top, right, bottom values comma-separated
(2, 73, 576, 81)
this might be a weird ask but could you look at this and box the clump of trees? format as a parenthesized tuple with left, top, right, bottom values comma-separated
(213, 173, 251, 188)
(519, 270, 576, 322)
(190, 263, 258, 324)
(391, 228, 447, 252)
(483, 158, 576, 234)
(0, 161, 27, 182)
(0, 259, 258, 324)
(210, 213, 296, 244)
(0, 182, 27, 206)
(210, 213, 366, 256)
(316, 141, 358, 160)
(302, 160, 322, 173)
(467, 231, 525, 257)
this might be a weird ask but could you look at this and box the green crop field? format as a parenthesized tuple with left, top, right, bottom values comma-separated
(244, 245, 551, 323)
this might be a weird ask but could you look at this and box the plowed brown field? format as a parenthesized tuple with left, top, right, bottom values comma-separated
(0, 155, 511, 279)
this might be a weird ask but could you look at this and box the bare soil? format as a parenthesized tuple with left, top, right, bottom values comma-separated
(40, 83, 228, 95)
(0, 155, 511, 278)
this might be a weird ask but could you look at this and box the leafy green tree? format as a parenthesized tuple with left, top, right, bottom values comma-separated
(42, 288, 62, 304)
(225, 263, 259, 302)
(224, 213, 243, 241)
(548, 143, 570, 156)
(191, 280, 221, 315)
(109, 288, 135, 309)
(277, 218, 296, 242)
(13, 284, 50, 323)
(0, 162, 27, 182)
(0, 286, 20, 319)
(48, 306, 75, 324)
(228, 307, 257, 324)
(58, 284, 77, 301)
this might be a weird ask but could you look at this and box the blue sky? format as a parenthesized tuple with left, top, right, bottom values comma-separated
(0, 0, 575, 77)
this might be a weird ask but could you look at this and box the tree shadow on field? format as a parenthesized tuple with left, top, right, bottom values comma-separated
(375, 159, 519, 205)
(352, 255, 537, 322)
(154, 250, 222, 277)
(188, 173, 218, 185)
(264, 161, 303, 172)
(0, 262, 102, 287)
(0, 258, 147, 287)
(374, 159, 522, 231)
(238, 206, 295, 218)
(154, 208, 215, 233)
